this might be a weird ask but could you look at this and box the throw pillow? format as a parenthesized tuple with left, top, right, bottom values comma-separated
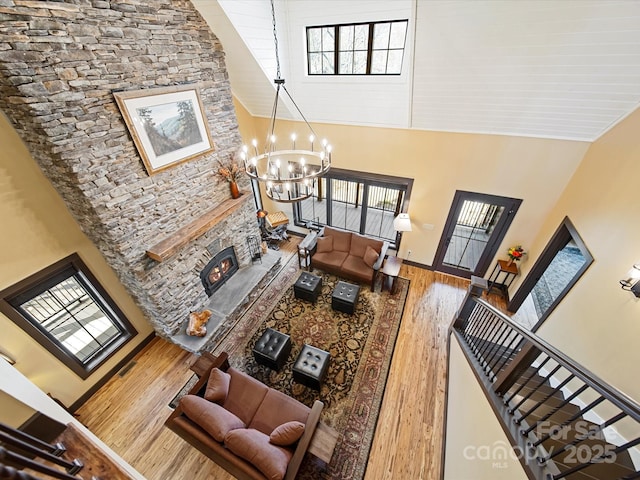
(225, 428, 293, 480)
(316, 235, 333, 253)
(180, 395, 245, 442)
(204, 368, 230, 404)
(363, 245, 379, 268)
(270, 421, 305, 446)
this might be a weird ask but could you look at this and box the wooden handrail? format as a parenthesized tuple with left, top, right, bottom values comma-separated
(469, 298, 640, 421)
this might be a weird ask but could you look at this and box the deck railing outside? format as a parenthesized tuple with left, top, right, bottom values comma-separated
(298, 180, 399, 242)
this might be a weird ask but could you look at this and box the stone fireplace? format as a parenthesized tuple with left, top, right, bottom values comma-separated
(0, 1, 260, 342)
(201, 246, 239, 297)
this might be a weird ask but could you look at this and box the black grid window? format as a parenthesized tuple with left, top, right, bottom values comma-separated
(0, 254, 136, 379)
(307, 20, 408, 76)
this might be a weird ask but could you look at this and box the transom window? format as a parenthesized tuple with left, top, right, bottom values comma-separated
(0, 254, 137, 379)
(293, 169, 412, 248)
(307, 20, 408, 75)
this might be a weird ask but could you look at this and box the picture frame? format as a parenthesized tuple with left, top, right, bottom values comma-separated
(114, 84, 214, 175)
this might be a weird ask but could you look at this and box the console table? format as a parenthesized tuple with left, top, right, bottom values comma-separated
(380, 256, 402, 294)
(487, 259, 519, 299)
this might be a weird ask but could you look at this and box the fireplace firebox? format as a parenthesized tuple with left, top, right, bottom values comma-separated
(200, 246, 239, 296)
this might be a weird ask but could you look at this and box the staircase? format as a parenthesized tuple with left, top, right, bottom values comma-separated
(0, 420, 134, 480)
(505, 363, 638, 479)
(451, 280, 640, 480)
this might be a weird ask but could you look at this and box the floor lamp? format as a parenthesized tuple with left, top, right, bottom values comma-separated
(393, 213, 412, 259)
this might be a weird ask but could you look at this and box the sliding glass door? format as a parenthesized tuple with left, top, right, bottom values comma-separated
(294, 169, 412, 248)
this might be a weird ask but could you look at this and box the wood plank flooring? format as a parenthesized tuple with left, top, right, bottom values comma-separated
(75, 240, 506, 479)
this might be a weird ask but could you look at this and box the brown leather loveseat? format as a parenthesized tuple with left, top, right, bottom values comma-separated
(310, 226, 389, 290)
(165, 352, 323, 480)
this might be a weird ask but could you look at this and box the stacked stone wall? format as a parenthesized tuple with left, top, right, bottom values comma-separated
(0, 0, 257, 335)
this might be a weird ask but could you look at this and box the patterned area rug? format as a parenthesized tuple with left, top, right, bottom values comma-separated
(210, 254, 410, 480)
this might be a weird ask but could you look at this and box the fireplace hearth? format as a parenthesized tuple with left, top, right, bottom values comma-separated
(170, 249, 282, 353)
(201, 246, 239, 296)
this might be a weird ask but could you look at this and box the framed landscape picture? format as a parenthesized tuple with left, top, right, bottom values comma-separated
(114, 84, 214, 175)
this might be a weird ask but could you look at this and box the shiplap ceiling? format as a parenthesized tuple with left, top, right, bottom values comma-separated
(193, 0, 640, 142)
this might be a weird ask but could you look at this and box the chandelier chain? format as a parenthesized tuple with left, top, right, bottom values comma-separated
(270, 0, 281, 80)
(240, 0, 331, 203)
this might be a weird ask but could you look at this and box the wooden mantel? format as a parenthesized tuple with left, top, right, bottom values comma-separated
(146, 194, 252, 262)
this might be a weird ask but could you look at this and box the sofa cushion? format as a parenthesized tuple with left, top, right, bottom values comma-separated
(222, 367, 269, 425)
(312, 251, 348, 271)
(180, 395, 245, 442)
(224, 428, 293, 480)
(249, 389, 310, 435)
(349, 233, 383, 258)
(363, 245, 379, 268)
(270, 421, 305, 446)
(325, 227, 351, 252)
(204, 368, 230, 404)
(341, 255, 374, 282)
(316, 235, 333, 253)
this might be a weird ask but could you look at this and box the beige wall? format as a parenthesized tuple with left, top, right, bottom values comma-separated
(0, 390, 35, 428)
(528, 107, 640, 402)
(0, 112, 154, 407)
(444, 338, 529, 480)
(236, 111, 590, 268)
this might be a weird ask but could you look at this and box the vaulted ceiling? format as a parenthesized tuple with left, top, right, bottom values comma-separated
(192, 0, 640, 142)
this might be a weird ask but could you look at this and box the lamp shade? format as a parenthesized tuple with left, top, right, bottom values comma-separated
(620, 263, 640, 289)
(393, 213, 412, 232)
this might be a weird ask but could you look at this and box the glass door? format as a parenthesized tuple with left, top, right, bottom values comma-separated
(363, 184, 402, 243)
(330, 178, 363, 231)
(433, 191, 522, 278)
(509, 217, 593, 331)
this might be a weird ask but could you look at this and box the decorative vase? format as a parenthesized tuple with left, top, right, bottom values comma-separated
(506, 258, 514, 267)
(229, 180, 240, 199)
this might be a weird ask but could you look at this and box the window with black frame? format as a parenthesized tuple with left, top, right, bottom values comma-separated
(307, 20, 408, 75)
(0, 254, 137, 379)
(293, 169, 412, 249)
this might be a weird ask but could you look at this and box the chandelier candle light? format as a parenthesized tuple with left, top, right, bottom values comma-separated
(241, 129, 332, 203)
(241, 0, 331, 203)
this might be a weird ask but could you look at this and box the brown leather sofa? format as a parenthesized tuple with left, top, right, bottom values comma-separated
(165, 352, 323, 480)
(310, 226, 389, 291)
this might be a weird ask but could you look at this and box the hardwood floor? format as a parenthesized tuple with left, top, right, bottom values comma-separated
(75, 240, 506, 479)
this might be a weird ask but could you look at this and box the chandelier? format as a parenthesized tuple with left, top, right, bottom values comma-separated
(240, 0, 331, 203)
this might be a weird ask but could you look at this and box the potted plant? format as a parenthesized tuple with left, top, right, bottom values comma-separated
(217, 156, 243, 199)
(507, 245, 525, 266)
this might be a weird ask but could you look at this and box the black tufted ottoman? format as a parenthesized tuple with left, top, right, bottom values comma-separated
(293, 271, 322, 303)
(331, 281, 360, 315)
(292, 344, 330, 390)
(252, 328, 292, 371)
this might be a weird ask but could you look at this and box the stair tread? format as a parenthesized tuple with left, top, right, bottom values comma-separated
(461, 334, 639, 480)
